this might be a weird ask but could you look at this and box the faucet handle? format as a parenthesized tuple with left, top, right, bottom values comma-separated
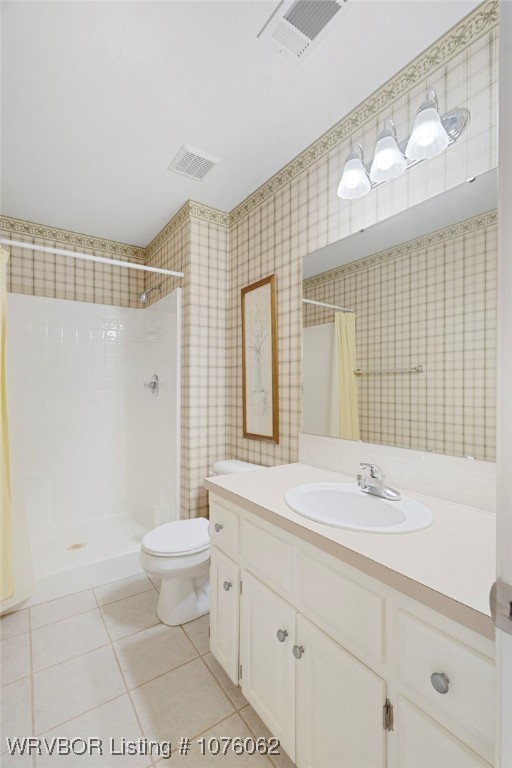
(360, 463, 384, 479)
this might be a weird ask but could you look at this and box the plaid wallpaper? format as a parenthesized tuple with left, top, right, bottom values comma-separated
(226, 1, 498, 469)
(1, 216, 146, 307)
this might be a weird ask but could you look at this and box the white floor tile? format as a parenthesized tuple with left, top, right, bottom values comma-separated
(0, 744, 34, 767)
(0, 609, 29, 640)
(32, 610, 110, 672)
(155, 713, 273, 766)
(35, 695, 149, 767)
(94, 576, 153, 607)
(1, 633, 31, 685)
(0, 677, 32, 757)
(182, 614, 210, 655)
(30, 590, 97, 629)
(240, 706, 296, 768)
(33, 645, 125, 733)
(203, 652, 247, 710)
(131, 658, 234, 745)
(100, 590, 160, 641)
(114, 623, 198, 689)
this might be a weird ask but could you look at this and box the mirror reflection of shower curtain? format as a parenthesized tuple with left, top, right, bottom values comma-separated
(330, 312, 360, 440)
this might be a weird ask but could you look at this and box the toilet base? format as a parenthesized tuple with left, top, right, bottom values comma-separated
(157, 573, 210, 626)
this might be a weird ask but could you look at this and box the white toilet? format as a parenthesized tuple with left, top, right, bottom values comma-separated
(140, 459, 260, 626)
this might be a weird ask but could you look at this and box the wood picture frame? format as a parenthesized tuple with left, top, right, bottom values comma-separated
(241, 274, 279, 443)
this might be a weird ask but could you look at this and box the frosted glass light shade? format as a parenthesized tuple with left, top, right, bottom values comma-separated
(370, 134, 407, 182)
(405, 105, 449, 160)
(337, 156, 371, 200)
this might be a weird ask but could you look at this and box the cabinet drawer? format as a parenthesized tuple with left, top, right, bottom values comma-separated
(397, 611, 495, 750)
(296, 548, 385, 665)
(240, 518, 294, 599)
(209, 497, 239, 558)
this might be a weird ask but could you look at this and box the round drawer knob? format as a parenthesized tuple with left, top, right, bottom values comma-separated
(276, 629, 288, 643)
(214, 523, 223, 532)
(223, 581, 232, 591)
(292, 645, 305, 660)
(431, 672, 450, 694)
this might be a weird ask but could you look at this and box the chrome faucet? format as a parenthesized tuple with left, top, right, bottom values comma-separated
(356, 463, 401, 501)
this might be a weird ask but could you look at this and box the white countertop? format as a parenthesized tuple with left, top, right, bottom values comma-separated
(204, 463, 496, 638)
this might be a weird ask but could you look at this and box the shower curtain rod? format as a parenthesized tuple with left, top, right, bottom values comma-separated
(0, 239, 185, 278)
(302, 298, 353, 313)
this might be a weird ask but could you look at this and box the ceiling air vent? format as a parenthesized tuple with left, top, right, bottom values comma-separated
(168, 145, 221, 181)
(258, 0, 348, 64)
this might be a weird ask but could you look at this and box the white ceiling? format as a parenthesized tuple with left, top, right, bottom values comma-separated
(1, 0, 480, 246)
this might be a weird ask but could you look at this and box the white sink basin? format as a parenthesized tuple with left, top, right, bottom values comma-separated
(284, 482, 433, 534)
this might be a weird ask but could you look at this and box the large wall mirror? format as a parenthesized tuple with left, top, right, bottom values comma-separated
(302, 169, 497, 461)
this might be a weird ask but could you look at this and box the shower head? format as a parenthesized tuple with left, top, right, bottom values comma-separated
(138, 284, 161, 304)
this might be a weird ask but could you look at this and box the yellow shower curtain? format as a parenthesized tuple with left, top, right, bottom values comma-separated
(0, 247, 14, 601)
(332, 312, 360, 441)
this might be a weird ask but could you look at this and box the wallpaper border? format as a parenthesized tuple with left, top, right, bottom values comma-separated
(145, 201, 230, 256)
(0, 215, 146, 261)
(303, 209, 498, 288)
(1, 199, 231, 264)
(1, 1, 498, 251)
(229, 0, 498, 226)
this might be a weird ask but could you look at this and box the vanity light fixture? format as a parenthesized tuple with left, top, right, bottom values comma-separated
(370, 119, 407, 182)
(337, 88, 470, 200)
(405, 88, 449, 160)
(336, 143, 371, 200)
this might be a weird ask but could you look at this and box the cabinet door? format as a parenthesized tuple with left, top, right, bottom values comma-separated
(210, 546, 240, 685)
(395, 697, 492, 768)
(296, 614, 386, 768)
(240, 571, 297, 762)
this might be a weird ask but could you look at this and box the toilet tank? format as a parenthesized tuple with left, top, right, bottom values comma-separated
(210, 460, 261, 476)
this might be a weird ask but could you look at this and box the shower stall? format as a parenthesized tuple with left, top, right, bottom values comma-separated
(6, 287, 181, 606)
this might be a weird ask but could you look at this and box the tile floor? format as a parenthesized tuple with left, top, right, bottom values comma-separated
(1, 575, 295, 767)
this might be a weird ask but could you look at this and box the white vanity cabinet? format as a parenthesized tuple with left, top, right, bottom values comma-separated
(208, 493, 495, 768)
(395, 698, 492, 768)
(295, 614, 387, 767)
(209, 546, 240, 684)
(240, 571, 297, 760)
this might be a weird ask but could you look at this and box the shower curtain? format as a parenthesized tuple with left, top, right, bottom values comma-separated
(330, 312, 360, 441)
(0, 247, 13, 602)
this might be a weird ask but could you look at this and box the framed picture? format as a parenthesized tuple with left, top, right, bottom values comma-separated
(241, 274, 279, 443)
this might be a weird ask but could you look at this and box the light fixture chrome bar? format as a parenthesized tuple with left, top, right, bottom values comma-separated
(365, 108, 470, 191)
(0, 239, 185, 278)
(302, 298, 353, 312)
(354, 364, 424, 376)
(337, 88, 471, 201)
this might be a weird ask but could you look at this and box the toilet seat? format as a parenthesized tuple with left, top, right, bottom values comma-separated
(141, 518, 209, 557)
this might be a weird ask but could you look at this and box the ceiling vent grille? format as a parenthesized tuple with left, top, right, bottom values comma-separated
(258, 0, 348, 64)
(168, 145, 221, 181)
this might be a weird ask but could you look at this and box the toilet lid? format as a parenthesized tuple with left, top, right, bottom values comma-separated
(141, 518, 210, 557)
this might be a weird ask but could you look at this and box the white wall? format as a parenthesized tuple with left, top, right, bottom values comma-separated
(6, 290, 180, 538)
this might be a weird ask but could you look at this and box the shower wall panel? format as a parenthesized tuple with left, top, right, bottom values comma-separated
(7, 294, 130, 530)
(6, 291, 180, 536)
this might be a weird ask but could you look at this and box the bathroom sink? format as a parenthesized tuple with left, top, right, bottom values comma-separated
(284, 482, 433, 534)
